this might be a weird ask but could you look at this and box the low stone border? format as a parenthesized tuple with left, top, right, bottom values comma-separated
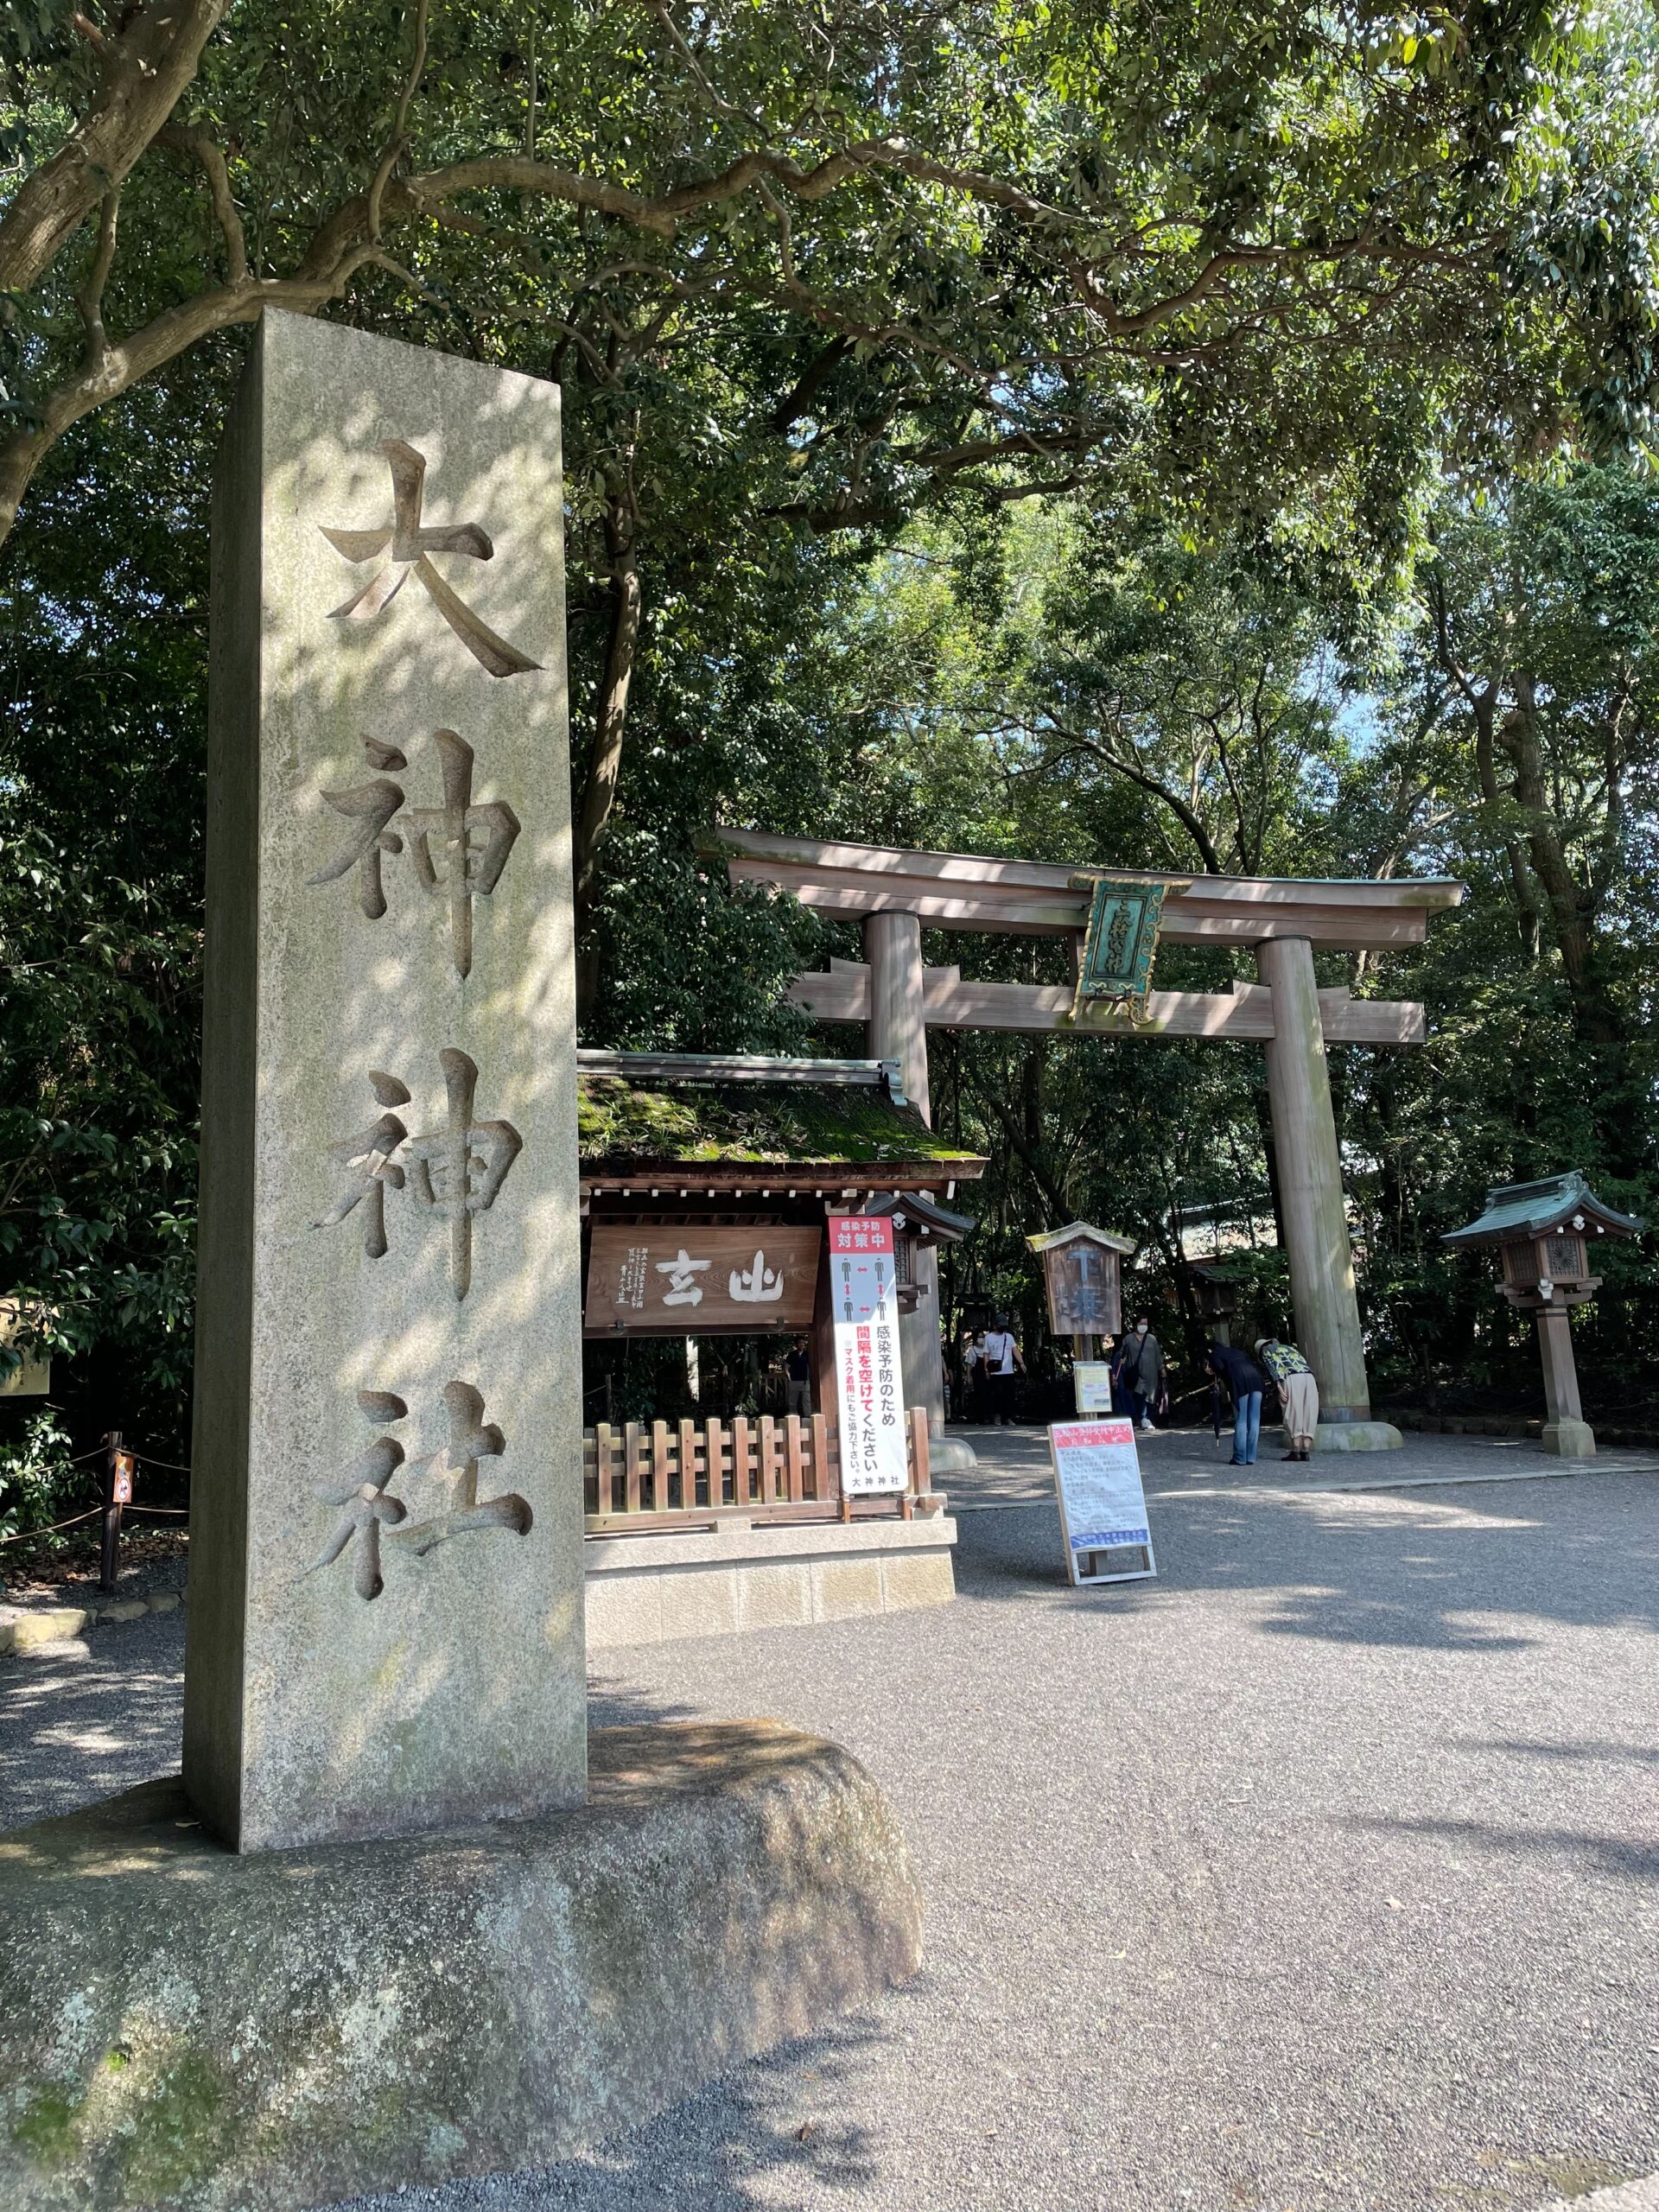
(1378, 1407, 1659, 1448)
(0, 1587, 183, 1656)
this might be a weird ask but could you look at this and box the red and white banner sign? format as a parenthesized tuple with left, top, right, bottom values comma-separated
(829, 1215, 907, 1495)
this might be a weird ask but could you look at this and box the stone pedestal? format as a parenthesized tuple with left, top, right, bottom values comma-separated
(184, 311, 584, 1852)
(0, 1724, 922, 2212)
(1537, 1304, 1595, 1457)
(1256, 937, 1400, 1452)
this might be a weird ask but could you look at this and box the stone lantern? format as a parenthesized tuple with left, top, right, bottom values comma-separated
(1441, 1173, 1643, 1458)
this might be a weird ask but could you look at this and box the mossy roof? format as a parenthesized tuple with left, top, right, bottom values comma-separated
(577, 1076, 982, 1170)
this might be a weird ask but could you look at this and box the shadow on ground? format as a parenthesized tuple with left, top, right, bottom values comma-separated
(941, 1427, 1659, 1656)
(350, 2004, 907, 2211)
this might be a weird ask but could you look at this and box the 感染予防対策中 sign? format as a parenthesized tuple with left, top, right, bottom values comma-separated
(830, 1215, 907, 1494)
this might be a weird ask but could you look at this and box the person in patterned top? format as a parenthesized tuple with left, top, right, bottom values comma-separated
(1255, 1337, 1319, 1462)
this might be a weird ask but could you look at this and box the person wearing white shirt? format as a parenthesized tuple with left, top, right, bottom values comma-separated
(980, 1316, 1025, 1426)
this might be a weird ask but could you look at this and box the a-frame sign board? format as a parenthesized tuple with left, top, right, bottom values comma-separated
(1048, 1418, 1158, 1586)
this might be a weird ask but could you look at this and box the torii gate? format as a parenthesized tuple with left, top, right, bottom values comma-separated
(719, 830, 1465, 1455)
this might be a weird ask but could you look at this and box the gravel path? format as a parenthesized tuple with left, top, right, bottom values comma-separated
(4, 1429, 1658, 2212)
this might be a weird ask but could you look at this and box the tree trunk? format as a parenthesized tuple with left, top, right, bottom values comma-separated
(572, 512, 641, 938)
(1497, 680, 1624, 1043)
(1471, 683, 1541, 963)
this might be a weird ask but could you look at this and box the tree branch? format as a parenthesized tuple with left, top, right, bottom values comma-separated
(368, 0, 430, 243)
(0, 0, 229, 294)
(74, 192, 120, 367)
(159, 125, 247, 285)
(1041, 719, 1227, 875)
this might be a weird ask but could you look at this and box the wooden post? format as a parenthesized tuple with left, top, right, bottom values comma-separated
(864, 909, 957, 1463)
(1536, 1304, 1595, 1457)
(1256, 936, 1398, 1449)
(99, 1429, 124, 1593)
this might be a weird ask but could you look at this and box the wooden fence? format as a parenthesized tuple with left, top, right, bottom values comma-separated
(583, 1408, 931, 1535)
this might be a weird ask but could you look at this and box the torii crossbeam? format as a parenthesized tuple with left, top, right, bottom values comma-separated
(719, 830, 1467, 1454)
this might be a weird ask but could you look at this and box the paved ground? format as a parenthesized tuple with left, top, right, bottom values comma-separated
(4, 1426, 1659, 2212)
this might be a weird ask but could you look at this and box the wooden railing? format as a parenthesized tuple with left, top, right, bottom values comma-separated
(584, 1408, 931, 1535)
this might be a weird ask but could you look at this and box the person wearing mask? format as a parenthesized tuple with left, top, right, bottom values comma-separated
(1255, 1335, 1319, 1462)
(1108, 1332, 1135, 1416)
(1206, 1340, 1270, 1467)
(980, 1315, 1026, 1426)
(966, 1326, 989, 1421)
(1121, 1316, 1166, 1433)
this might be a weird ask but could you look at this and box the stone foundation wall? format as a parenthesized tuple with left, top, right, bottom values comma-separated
(585, 1514, 958, 1647)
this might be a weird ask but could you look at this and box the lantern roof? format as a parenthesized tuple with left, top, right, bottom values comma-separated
(861, 1192, 977, 1243)
(1441, 1172, 1643, 1249)
(1025, 1221, 1137, 1256)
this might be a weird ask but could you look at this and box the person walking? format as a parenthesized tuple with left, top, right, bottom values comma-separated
(981, 1314, 1026, 1426)
(1121, 1316, 1166, 1433)
(1255, 1335, 1319, 1461)
(963, 1327, 987, 1421)
(1206, 1340, 1269, 1466)
(784, 1333, 812, 1418)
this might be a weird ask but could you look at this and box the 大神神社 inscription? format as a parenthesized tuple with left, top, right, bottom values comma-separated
(309, 728, 521, 976)
(311, 1382, 531, 1602)
(321, 438, 542, 678)
(184, 311, 583, 1852)
(312, 1049, 522, 1297)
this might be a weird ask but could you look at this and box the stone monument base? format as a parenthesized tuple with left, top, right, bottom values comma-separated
(1313, 1420, 1405, 1453)
(1541, 1418, 1596, 1458)
(929, 1434, 979, 1475)
(0, 1722, 921, 2212)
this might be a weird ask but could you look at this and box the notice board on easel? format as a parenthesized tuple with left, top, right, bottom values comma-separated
(1048, 1418, 1157, 1586)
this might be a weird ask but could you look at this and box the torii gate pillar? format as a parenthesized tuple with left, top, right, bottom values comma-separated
(1257, 937, 1401, 1451)
(864, 913, 976, 1471)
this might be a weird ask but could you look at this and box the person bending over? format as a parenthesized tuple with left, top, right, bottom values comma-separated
(1206, 1341, 1269, 1467)
(1255, 1335, 1319, 1462)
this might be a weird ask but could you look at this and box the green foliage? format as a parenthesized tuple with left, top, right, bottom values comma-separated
(0, 353, 218, 1450)
(4, 3, 1659, 1438)
(0, 1405, 80, 1545)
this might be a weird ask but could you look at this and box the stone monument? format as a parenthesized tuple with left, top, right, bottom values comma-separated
(1, 314, 923, 2212)
(184, 309, 584, 1849)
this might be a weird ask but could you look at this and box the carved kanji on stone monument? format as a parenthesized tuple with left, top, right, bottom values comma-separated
(310, 1383, 529, 1603)
(404, 1047, 524, 1300)
(308, 738, 409, 918)
(186, 315, 581, 1848)
(311, 1072, 411, 1258)
(402, 731, 521, 979)
(388, 1379, 531, 1560)
(312, 1052, 520, 1294)
(308, 1390, 410, 1601)
(308, 731, 520, 976)
(321, 440, 541, 677)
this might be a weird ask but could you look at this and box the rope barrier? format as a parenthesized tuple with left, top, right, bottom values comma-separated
(0, 1507, 103, 1546)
